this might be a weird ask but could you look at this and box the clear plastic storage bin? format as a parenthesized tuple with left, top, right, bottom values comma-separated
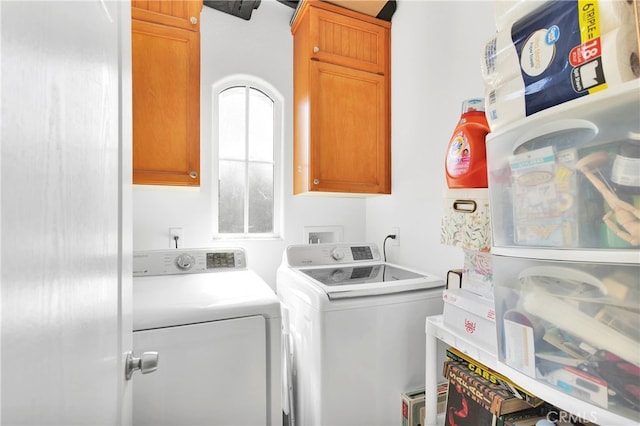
(486, 81, 640, 250)
(492, 254, 640, 421)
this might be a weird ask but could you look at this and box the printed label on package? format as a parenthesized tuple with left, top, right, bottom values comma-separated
(510, 0, 608, 116)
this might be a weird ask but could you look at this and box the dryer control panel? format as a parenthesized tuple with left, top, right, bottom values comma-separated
(284, 243, 382, 267)
(133, 248, 247, 276)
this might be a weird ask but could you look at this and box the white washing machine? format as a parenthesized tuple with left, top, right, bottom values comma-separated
(132, 248, 281, 426)
(277, 243, 446, 426)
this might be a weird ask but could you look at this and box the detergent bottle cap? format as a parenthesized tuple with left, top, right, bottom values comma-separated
(461, 98, 485, 114)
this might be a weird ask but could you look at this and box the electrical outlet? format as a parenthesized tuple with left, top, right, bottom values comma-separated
(169, 227, 184, 249)
(391, 227, 400, 246)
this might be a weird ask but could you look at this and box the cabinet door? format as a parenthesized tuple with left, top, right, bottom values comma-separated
(132, 0, 202, 31)
(132, 19, 200, 186)
(308, 61, 390, 194)
(308, 5, 389, 75)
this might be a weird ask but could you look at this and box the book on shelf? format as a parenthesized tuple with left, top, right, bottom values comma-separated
(505, 417, 590, 426)
(443, 360, 534, 417)
(497, 405, 549, 426)
(504, 416, 547, 426)
(444, 371, 497, 426)
(446, 346, 544, 408)
(497, 402, 602, 426)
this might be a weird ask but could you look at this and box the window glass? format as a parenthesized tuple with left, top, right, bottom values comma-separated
(219, 87, 246, 160)
(248, 162, 274, 233)
(248, 88, 273, 162)
(213, 77, 281, 238)
(218, 160, 246, 234)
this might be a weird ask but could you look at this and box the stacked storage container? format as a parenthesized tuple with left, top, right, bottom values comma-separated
(484, 0, 640, 422)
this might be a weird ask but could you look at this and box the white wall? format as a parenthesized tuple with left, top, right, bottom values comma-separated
(133, 0, 496, 287)
(365, 1, 496, 280)
(132, 0, 366, 288)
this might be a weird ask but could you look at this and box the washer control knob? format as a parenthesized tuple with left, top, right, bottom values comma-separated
(330, 247, 346, 261)
(330, 268, 347, 282)
(175, 253, 195, 271)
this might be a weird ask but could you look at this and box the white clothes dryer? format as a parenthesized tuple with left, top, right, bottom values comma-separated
(132, 248, 281, 426)
(277, 243, 445, 426)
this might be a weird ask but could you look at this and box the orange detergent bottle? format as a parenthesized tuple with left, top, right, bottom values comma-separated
(445, 99, 490, 188)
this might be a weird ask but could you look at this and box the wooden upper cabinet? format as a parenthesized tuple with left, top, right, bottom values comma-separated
(132, 0, 202, 31)
(305, 5, 388, 75)
(292, 0, 391, 195)
(132, 0, 201, 186)
(309, 61, 388, 193)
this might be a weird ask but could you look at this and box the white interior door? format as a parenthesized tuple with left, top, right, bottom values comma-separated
(1, 1, 132, 424)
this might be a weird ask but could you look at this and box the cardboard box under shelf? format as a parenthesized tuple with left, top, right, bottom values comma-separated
(401, 383, 447, 426)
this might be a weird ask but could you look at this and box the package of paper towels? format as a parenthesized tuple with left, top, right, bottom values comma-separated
(493, 0, 638, 33)
(483, 0, 640, 131)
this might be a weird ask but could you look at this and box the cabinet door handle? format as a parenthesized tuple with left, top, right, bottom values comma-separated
(313, 46, 320, 54)
(189, 171, 198, 179)
(190, 16, 198, 25)
(313, 179, 319, 185)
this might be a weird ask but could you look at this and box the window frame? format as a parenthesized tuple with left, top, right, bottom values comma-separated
(211, 75, 283, 240)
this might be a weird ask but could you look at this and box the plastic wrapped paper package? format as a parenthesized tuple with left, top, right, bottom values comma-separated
(481, 29, 523, 86)
(493, 0, 637, 33)
(599, 27, 640, 84)
(483, 0, 640, 131)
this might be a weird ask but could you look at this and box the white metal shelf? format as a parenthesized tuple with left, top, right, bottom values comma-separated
(424, 315, 637, 426)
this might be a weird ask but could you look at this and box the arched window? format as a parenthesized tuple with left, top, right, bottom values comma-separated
(212, 76, 282, 238)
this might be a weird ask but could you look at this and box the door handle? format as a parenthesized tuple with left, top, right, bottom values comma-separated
(125, 351, 159, 380)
